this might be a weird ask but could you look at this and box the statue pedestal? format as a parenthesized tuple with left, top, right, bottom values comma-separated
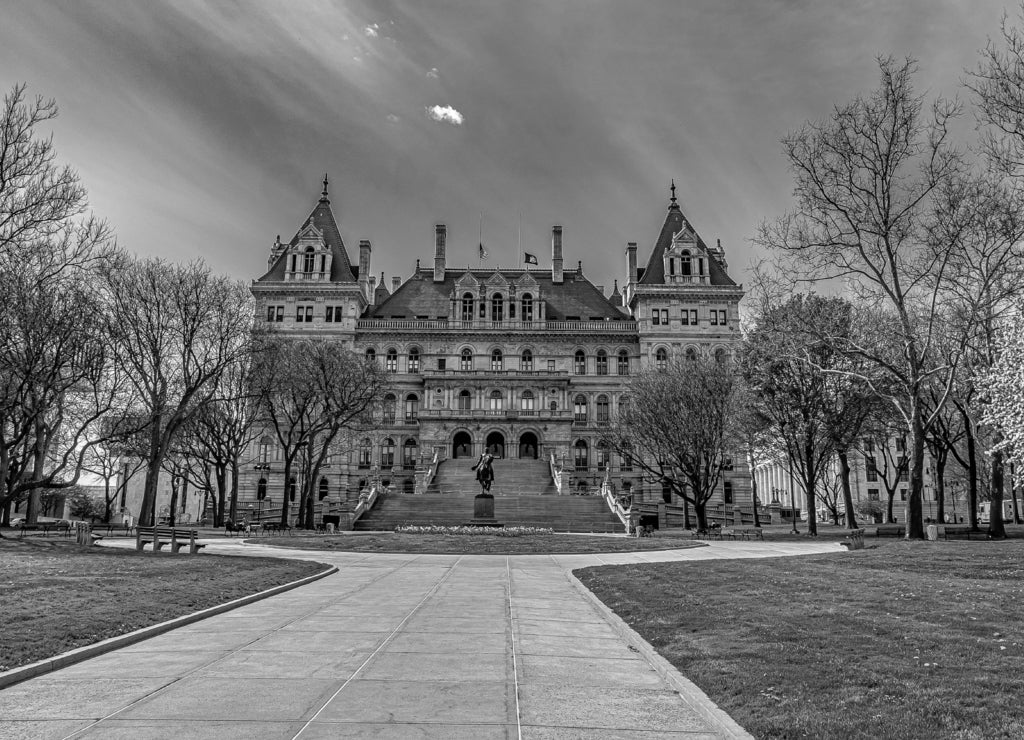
(468, 493, 503, 528)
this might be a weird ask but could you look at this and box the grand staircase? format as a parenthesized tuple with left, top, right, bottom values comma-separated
(354, 458, 622, 532)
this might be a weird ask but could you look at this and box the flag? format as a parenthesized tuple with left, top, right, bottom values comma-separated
(524, 252, 538, 265)
(478, 243, 488, 260)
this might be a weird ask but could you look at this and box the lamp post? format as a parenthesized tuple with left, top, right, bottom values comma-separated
(254, 463, 270, 522)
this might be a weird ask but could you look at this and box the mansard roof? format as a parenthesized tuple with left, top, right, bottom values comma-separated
(367, 268, 630, 320)
(256, 178, 358, 283)
(638, 192, 735, 287)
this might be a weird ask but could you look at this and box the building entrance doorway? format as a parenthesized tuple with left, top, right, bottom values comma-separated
(452, 431, 473, 459)
(518, 432, 539, 459)
(485, 431, 505, 458)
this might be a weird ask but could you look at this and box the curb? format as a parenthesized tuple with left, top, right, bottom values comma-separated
(0, 563, 338, 691)
(567, 570, 755, 740)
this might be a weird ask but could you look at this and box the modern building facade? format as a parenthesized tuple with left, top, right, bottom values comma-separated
(246, 178, 749, 519)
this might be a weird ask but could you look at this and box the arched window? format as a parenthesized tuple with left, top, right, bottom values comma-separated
(491, 349, 503, 372)
(404, 393, 419, 421)
(714, 347, 727, 364)
(596, 350, 608, 376)
(318, 477, 329, 501)
(288, 476, 297, 502)
(489, 389, 503, 412)
(596, 394, 610, 424)
(257, 478, 267, 501)
(358, 438, 372, 468)
(521, 293, 534, 322)
(574, 440, 589, 471)
(686, 347, 698, 363)
(403, 438, 418, 469)
(521, 390, 535, 413)
(303, 247, 315, 274)
(596, 441, 610, 471)
(655, 348, 668, 371)
(461, 293, 474, 321)
(365, 348, 376, 363)
(385, 348, 398, 373)
(620, 441, 633, 472)
(491, 293, 504, 322)
(460, 348, 473, 371)
(574, 394, 588, 422)
(574, 350, 586, 375)
(380, 438, 395, 468)
(407, 347, 420, 373)
(618, 396, 631, 421)
(680, 250, 692, 276)
(382, 394, 396, 424)
(724, 481, 734, 504)
(258, 435, 272, 464)
(458, 389, 472, 410)
(521, 349, 533, 371)
(617, 350, 629, 376)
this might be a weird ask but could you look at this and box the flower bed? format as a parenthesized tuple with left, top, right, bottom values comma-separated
(394, 525, 554, 537)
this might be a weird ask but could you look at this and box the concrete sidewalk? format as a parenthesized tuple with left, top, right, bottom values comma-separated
(0, 541, 841, 739)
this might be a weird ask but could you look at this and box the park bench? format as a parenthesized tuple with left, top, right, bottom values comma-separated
(18, 520, 73, 538)
(875, 524, 905, 537)
(841, 528, 866, 550)
(135, 526, 205, 554)
(937, 524, 986, 540)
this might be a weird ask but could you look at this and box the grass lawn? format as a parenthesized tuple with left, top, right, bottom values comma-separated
(0, 536, 329, 672)
(262, 532, 705, 554)
(576, 540, 1024, 740)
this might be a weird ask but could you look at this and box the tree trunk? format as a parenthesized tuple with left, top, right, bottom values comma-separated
(1012, 464, 1022, 524)
(989, 445, 1007, 539)
(214, 465, 227, 528)
(804, 482, 817, 536)
(906, 411, 926, 539)
(103, 480, 113, 523)
(693, 500, 708, 532)
(168, 476, 178, 528)
(838, 450, 858, 529)
(280, 457, 292, 527)
(886, 491, 896, 524)
(934, 451, 947, 524)
(229, 459, 239, 522)
(683, 497, 692, 529)
(965, 425, 979, 531)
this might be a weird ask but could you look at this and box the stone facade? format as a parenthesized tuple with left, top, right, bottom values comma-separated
(247, 179, 749, 518)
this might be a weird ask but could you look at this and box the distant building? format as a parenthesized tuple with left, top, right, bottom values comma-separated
(245, 178, 749, 522)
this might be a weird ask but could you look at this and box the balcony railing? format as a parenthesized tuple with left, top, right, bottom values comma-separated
(423, 369, 569, 378)
(420, 408, 574, 420)
(357, 318, 638, 333)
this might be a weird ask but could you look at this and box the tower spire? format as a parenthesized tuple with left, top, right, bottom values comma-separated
(669, 178, 678, 208)
(320, 173, 330, 203)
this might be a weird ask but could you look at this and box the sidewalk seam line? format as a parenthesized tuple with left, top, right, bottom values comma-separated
(506, 556, 523, 740)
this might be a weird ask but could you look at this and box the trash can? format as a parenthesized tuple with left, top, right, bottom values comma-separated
(926, 524, 938, 541)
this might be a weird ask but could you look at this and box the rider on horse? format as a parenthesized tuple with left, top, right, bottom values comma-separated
(471, 452, 495, 494)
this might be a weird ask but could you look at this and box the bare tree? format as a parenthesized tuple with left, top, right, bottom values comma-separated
(604, 356, 747, 532)
(101, 255, 253, 527)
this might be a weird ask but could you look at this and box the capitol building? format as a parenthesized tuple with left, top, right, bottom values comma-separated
(245, 178, 748, 520)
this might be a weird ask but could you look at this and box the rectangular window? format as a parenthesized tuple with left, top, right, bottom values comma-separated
(868, 489, 879, 501)
(661, 309, 669, 325)
(306, 306, 313, 322)
(296, 306, 304, 322)
(719, 310, 727, 325)
(652, 310, 661, 326)
(275, 306, 284, 322)
(325, 306, 334, 323)
(266, 305, 275, 322)
(896, 437, 906, 452)
(437, 358, 446, 371)
(898, 457, 908, 482)
(900, 489, 907, 501)
(690, 309, 698, 325)
(681, 310, 689, 326)
(865, 456, 878, 482)
(710, 311, 718, 326)
(547, 359, 556, 372)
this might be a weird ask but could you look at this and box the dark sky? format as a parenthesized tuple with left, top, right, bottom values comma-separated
(0, 0, 1012, 293)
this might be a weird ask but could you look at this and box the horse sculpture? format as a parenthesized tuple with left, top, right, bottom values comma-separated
(471, 452, 495, 494)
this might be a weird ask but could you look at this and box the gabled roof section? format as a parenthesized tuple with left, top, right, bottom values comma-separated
(638, 183, 735, 287)
(255, 176, 358, 283)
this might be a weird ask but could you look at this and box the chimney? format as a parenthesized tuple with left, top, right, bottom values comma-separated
(359, 239, 372, 301)
(392, 276, 402, 293)
(626, 242, 638, 285)
(434, 224, 447, 282)
(552, 225, 564, 284)
(368, 274, 377, 305)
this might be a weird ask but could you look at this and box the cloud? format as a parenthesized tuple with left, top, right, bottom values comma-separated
(364, 23, 378, 38)
(426, 104, 463, 125)
(427, 67, 439, 78)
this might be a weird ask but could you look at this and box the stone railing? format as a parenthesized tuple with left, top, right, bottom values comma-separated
(414, 448, 442, 494)
(357, 318, 638, 333)
(600, 472, 630, 533)
(420, 409, 574, 420)
(550, 452, 564, 495)
(350, 481, 383, 525)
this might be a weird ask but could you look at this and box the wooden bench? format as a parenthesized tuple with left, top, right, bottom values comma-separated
(135, 526, 205, 554)
(937, 525, 986, 540)
(19, 521, 73, 538)
(841, 528, 866, 550)
(875, 524, 905, 537)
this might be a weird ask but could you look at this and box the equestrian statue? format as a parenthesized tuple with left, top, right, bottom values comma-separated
(471, 452, 495, 495)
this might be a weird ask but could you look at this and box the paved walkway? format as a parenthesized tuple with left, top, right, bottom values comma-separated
(1, 540, 842, 739)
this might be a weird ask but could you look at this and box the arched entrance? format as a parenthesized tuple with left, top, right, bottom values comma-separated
(518, 432, 539, 459)
(485, 431, 505, 458)
(452, 431, 473, 459)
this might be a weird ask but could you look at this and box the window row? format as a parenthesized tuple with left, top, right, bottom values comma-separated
(264, 304, 346, 323)
(357, 437, 420, 469)
(571, 440, 632, 472)
(652, 346, 728, 370)
(649, 308, 728, 326)
(460, 292, 536, 322)
(365, 347, 632, 375)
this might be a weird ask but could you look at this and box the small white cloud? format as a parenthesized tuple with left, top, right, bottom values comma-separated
(386, 113, 400, 123)
(427, 67, 439, 78)
(426, 104, 464, 126)
(364, 23, 379, 37)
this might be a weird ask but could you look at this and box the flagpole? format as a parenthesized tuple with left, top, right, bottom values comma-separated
(478, 213, 483, 268)
(517, 211, 521, 272)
